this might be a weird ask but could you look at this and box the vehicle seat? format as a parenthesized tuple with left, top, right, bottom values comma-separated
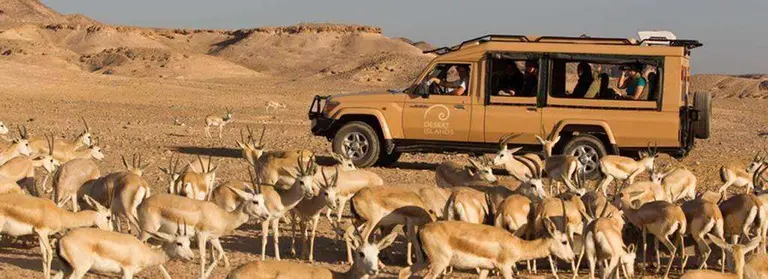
(646, 72, 659, 100)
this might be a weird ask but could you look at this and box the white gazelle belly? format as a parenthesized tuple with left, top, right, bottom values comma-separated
(451, 251, 495, 270)
(91, 257, 124, 274)
(0, 218, 36, 236)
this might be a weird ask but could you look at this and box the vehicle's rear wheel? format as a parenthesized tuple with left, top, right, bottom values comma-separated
(376, 151, 401, 167)
(332, 121, 381, 168)
(562, 134, 608, 180)
(693, 91, 712, 139)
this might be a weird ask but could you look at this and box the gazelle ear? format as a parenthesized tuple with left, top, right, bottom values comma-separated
(226, 185, 255, 200)
(376, 228, 399, 250)
(552, 136, 561, 144)
(707, 233, 731, 252)
(627, 244, 636, 253)
(535, 135, 546, 144)
(279, 166, 299, 178)
(83, 195, 107, 211)
(542, 218, 557, 236)
(745, 237, 762, 254)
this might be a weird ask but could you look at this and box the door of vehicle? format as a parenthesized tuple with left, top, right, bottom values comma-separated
(402, 63, 473, 141)
(483, 55, 543, 144)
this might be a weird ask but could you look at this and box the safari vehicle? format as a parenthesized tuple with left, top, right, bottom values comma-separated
(308, 32, 709, 177)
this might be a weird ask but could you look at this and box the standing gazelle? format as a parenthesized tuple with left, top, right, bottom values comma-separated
(720, 151, 766, 194)
(0, 194, 111, 279)
(597, 144, 658, 196)
(0, 125, 32, 165)
(536, 135, 580, 194)
(205, 108, 233, 139)
(0, 134, 59, 193)
(290, 167, 339, 262)
(493, 133, 543, 178)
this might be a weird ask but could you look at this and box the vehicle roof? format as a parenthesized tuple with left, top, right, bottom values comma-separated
(428, 34, 702, 60)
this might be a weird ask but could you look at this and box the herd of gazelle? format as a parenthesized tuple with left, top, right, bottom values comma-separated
(1, 119, 768, 279)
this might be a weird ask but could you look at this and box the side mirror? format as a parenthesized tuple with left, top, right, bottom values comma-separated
(418, 81, 430, 99)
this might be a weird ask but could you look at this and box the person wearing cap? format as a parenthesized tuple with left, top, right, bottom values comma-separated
(521, 61, 539, 96)
(617, 64, 647, 100)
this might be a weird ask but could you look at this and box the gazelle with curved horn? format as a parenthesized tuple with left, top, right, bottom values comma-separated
(29, 117, 93, 159)
(0, 125, 32, 165)
(492, 133, 543, 178)
(680, 193, 726, 271)
(54, 221, 195, 279)
(680, 234, 764, 279)
(0, 134, 59, 193)
(596, 143, 659, 196)
(536, 134, 581, 195)
(290, 166, 340, 262)
(175, 155, 218, 201)
(435, 156, 498, 188)
(582, 214, 636, 279)
(205, 107, 234, 139)
(508, 155, 548, 202)
(651, 165, 697, 203)
(0, 193, 111, 279)
(720, 151, 766, 194)
(137, 168, 270, 279)
(55, 136, 106, 163)
(159, 152, 188, 194)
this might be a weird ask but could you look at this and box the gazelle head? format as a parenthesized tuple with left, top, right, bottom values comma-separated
(77, 117, 93, 147)
(236, 126, 266, 161)
(224, 108, 234, 121)
(121, 153, 152, 177)
(237, 165, 271, 221)
(82, 194, 113, 231)
(148, 220, 195, 261)
(159, 153, 188, 194)
(467, 156, 497, 183)
(195, 155, 219, 187)
(747, 151, 766, 174)
(563, 166, 588, 196)
(649, 165, 677, 184)
(34, 134, 60, 173)
(317, 166, 340, 211)
(493, 133, 522, 166)
(620, 244, 637, 278)
(0, 121, 8, 135)
(535, 134, 561, 157)
(345, 224, 398, 277)
(708, 233, 761, 274)
(9, 125, 32, 156)
(282, 152, 318, 199)
(637, 143, 659, 171)
(330, 152, 356, 171)
(542, 217, 576, 263)
(510, 155, 547, 200)
(86, 137, 105, 161)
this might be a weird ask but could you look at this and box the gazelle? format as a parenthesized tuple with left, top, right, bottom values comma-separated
(651, 166, 697, 202)
(0, 126, 32, 165)
(532, 196, 590, 277)
(681, 196, 725, 270)
(176, 155, 218, 201)
(95, 154, 152, 233)
(0, 134, 59, 193)
(399, 219, 576, 279)
(29, 117, 93, 159)
(0, 194, 111, 279)
(719, 194, 762, 245)
(445, 187, 490, 224)
(159, 152, 188, 194)
(618, 180, 667, 206)
(507, 155, 548, 202)
(264, 100, 286, 113)
(597, 144, 658, 196)
(229, 226, 398, 279)
(680, 234, 762, 279)
(613, 194, 686, 279)
(290, 167, 339, 262)
(137, 183, 269, 279)
(349, 184, 437, 265)
(258, 157, 318, 261)
(583, 216, 637, 279)
(205, 108, 233, 139)
(435, 156, 498, 188)
(322, 154, 384, 223)
(54, 225, 194, 279)
(53, 158, 101, 212)
(536, 135, 580, 194)
(495, 194, 533, 237)
(55, 137, 106, 163)
(720, 151, 766, 194)
(493, 133, 543, 178)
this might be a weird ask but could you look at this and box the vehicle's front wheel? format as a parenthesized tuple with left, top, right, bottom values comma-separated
(332, 121, 381, 168)
(562, 134, 607, 180)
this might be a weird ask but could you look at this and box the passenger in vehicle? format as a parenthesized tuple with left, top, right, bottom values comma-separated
(497, 63, 524, 96)
(597, 73, 617, 99)
(521, 61, 539, 96)
(570, 62, 596, 98)
(617, 64, 647, 100)
(582, 65, 603, 99)
(429, 65, 469, 96)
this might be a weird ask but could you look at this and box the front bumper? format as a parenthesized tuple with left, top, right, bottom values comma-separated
(308, 95, 334, 136)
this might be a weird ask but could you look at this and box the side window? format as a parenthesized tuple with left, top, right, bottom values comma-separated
(420, 63, 471, 96)
(488, 57, 539, 98)
(549, 57, 662, 102)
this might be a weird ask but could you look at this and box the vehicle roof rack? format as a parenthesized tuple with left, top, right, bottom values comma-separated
(534, 36, 634, 45)
(423, 34, 529, 54)
(639, 38, 703, 49)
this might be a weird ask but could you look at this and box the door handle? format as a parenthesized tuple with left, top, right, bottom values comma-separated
(526, 107, 537, 112)
(409, 104, 429, 108)
(454, 104, 465, 109)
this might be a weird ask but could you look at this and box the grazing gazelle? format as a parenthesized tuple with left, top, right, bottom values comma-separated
(229, 226, 398, 279)
(0, 194, 111, 279)
(53, 158, 101, 212)
(597, 144, 658, 196)
(680, 234, 762, 279)
(435, 156, 498, 188)
(651, 166, 698, 203)
(720, 151, 766, 194)
(54, 225, 194, 279)
(399, 219, 576, 279)
(0, 126, 32, 165)
(29, 117, 93, 160)
(265, 100, 286, 113)
(205, 108, 233, 139)
(0, 134, 59, 193)
(583, 216, 636, 279)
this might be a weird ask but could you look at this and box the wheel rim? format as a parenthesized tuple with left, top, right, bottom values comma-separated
(570, 145, 600, 173)
(342, 132, 369, 160)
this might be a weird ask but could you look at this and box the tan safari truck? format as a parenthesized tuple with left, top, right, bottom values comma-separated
(308, 33, 709, 178)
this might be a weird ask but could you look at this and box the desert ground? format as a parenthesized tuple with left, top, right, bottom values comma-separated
(1, 1, 768, 278)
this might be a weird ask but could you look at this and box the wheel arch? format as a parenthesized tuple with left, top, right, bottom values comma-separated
(550, 120, 618, 154)
(331, 109, 392, 140)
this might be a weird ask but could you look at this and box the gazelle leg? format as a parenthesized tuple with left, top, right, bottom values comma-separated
(641, 228, 648, 270)
(597, 176, 614, 196)
(158, 265, 172, 279)
(272, 218, 281, 260)
(218, 125, 223, 139)
(478, 269, 490, 279)
(205, 126, 211, 138)
(549, 255, 560, 279)
(308, 214, 320, 262)
(38, 236, 48, 279)
(210, 238, 229, 268)
(659, 236, 677, 279)
(290, 214, 298, 257)
(261, 220, 269, 261)
(197, 234, 208, 279)
(655, 238, 662, 273)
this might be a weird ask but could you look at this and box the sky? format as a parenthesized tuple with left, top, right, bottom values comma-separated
(43, 0, 767, 74)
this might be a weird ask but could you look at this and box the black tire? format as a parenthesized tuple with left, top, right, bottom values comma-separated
(693, 91, 712, 139)
(332, 121, 381, 168)
(376, 151, 402, 167)
(562, 134, 608, 180)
